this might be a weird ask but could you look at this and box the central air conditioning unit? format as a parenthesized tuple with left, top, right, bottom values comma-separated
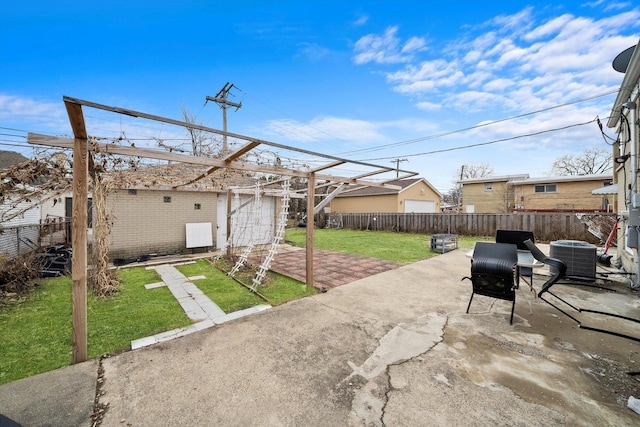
(549, 240, 597, 280)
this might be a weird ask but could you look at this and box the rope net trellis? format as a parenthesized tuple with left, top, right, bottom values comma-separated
(252, 176, 291, 290)
(228, 183, 262, 276)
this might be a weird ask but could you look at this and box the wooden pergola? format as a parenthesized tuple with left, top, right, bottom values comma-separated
(28, 96, 418, 363)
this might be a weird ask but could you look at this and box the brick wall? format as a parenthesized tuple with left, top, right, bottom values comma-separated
(462, 181, 510, 213)
(514, 180, 610, 211)
(108, 189, 218, 259)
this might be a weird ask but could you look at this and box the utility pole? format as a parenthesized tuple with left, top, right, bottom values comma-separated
(457, 165, 465, 213)
(391, 158, 408, 178)
(205, 82, 242, 152)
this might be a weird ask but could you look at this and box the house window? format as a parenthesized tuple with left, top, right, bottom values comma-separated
(128, 189, 137, 195)
(164, 196, 171, 203)
(484, 183, 493, 191)
(534, 184, 557, 193)
(194, 203, 201, 210)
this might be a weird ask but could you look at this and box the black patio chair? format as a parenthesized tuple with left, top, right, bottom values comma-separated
(522, 239, 576, 318)
(462, 242, 518, 324)
(496, 229, 535, 290)
(524, 239, 640, 343)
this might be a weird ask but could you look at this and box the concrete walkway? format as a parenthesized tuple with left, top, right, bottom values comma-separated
(131, 262, 271, 349)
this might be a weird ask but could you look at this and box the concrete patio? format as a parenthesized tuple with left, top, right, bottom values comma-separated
(1, 246, 639, 426)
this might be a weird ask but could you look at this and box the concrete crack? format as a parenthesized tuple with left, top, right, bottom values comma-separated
(345, 312, 448, 426)
(90, 355, 109, 427)
(379, 314, 449, 425)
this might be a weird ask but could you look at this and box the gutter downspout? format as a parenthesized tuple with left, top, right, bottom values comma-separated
(632, 100, 640, 289)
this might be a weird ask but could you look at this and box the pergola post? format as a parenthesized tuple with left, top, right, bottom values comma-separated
(226, 189, 232, 258)
(306, 172, 315, 287)
(65, 100, 89, 363)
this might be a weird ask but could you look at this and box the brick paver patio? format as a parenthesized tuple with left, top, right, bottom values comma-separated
(261, 248, 402, 290)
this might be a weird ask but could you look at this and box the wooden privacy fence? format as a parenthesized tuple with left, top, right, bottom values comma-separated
(332, 212, 617, 244)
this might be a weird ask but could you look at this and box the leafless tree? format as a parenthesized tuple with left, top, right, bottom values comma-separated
(180, 107, 219, 157)
(457, 163, 495, 180)
(550, 147, 612, 176)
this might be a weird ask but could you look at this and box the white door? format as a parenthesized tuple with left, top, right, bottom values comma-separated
(216, 196, 227, 249)
(217, 194, 277, 249)
(230, 195, 276, 247)
(404, 199, 435, 213)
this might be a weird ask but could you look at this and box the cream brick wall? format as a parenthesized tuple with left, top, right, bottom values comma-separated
(108, 189, 218, 259)
(513, 180, 610, 211)
(462, 182, 510, 213)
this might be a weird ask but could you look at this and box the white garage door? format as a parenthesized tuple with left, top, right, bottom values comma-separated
(404, 199, 435, 213)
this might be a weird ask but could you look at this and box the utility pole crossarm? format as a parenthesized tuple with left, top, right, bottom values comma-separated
(205, 82, 243, 152)
(391, 158, 408, 178)
(205, 95, 242, 110)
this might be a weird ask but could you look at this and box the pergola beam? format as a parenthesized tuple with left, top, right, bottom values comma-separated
(62, 96, 415, 177)
(28, 133, 402, 191)
(311, 160, 346, 173)
(314, 183, 347, 215)
(174, 140, 262, 188)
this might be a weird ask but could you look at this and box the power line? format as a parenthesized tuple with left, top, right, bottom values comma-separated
(338, 89, 620, 157)
(0, 141, 33, 148)
(358, 118, 598, 161)
(232, 88, 352, 154)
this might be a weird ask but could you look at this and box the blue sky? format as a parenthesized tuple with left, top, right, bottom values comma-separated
(1, 1, 639, 193)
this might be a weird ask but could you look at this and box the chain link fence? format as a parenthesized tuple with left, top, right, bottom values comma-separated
(0, 217, 71, 258)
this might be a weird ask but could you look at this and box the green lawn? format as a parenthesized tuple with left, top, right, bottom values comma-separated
(0, 268, 192, 385)
(175, 259, 317, 309)
(1, 230, 487, 385)
(285, 228, 488, 262)
(0, 259, 316, 385)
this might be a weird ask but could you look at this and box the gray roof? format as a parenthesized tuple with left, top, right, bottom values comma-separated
(509, 174, 612, 185)
(0, 150, 28, 169)
(337, 177, 441, 198)
(458, 174, 529, 184)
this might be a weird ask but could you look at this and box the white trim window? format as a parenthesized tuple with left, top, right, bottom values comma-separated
(534, 184, 557, 193)
(484, 183, 493, 191)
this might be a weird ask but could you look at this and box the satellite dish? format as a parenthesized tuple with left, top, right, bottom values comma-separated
(613, 45, 636, 73)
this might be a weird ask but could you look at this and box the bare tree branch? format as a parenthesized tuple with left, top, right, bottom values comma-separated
(550, 147, 612, 175)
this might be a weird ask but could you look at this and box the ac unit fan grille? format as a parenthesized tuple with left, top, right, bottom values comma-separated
(549, 240, 596, 279)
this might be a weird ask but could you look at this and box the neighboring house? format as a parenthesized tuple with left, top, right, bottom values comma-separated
(510, 174, 614, 212)
(328, 177, 441, 214)
(1, 153, 42, 255)
(607, 40, 640, 277)
(459, 175, 528, 213)
(459, 174, 613, 213)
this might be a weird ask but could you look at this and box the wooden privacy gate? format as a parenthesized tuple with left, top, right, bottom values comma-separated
(28, 96, 418, 363)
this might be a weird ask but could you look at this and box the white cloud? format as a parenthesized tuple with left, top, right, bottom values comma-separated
(297, 43, 330, 62)
(357, 5, 639, 120)
(354, 14, 369, 26)
(415, 101, 441, 111)
(262, 116, 390, 144)
(524, 14, 574, 41)
(0, 94, 69, 132)
(353, 26, 427, 65)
